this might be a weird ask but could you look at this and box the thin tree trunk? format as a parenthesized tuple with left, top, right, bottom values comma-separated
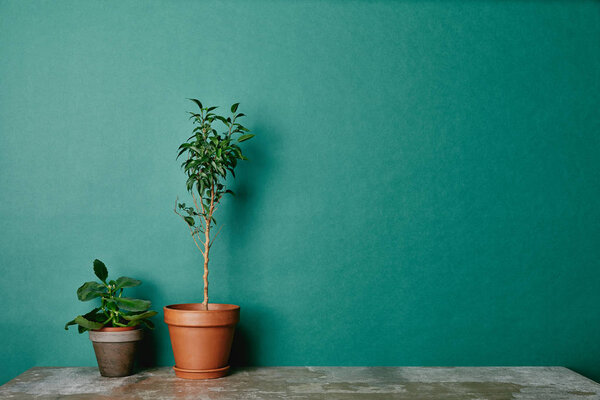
(201, 183, 216, 310)
(202, 225, 209, 310)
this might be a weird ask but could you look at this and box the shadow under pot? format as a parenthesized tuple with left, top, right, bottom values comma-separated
(164, 303, 240, 379)
(88, 326, 143, 377)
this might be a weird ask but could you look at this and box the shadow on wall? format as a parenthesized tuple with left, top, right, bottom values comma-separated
(230, 321, 255, 367)
(230, 305, 278, 368)
(226, 120, 272, 232)
(225, 119, 279, 367)
(224, 119, 276, 282)
(128, 279, 167, 369)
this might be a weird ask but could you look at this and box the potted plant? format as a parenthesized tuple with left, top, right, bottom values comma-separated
(165, 98, 254, 379)
(65, 259, 157, 377)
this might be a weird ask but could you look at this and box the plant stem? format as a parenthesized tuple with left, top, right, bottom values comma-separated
(203, 226, 210, 310)
(201, 182, 215, 310)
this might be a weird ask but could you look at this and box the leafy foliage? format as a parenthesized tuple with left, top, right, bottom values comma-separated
(176, 99, 254, 232)
(65, 259, 157, 333)
(174, 99, 254, 306)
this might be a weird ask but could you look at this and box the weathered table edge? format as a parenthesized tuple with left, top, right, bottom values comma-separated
(2, 366, 599, 399)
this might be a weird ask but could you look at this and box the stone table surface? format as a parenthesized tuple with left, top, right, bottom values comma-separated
(1, 367, 599, 399)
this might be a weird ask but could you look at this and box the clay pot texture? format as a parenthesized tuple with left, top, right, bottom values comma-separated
(164, 303, 240, 379)
(88, 326, 143, 377)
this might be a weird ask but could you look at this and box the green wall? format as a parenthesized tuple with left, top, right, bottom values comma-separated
(1, 0, 599, 385)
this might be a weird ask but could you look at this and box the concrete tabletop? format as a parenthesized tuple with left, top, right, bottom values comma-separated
(1, 366, 599, 399)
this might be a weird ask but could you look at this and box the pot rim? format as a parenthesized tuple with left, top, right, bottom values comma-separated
(94, 326, 138, 332)
(89, 327, 143, 343)
(164, 303, 240, 327)
(164, 303, 240, 313)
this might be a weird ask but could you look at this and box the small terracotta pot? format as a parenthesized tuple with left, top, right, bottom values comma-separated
(88, 326, 143, 377)
(164, 303, 240, 379)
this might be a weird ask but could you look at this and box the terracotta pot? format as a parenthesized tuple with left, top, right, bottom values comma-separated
(164, 303, 240, 379)
(88, 326, 143, 377)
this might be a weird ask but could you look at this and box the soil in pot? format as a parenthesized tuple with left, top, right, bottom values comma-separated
(164, 303, 240, 379)
(89, 326, 143, 377)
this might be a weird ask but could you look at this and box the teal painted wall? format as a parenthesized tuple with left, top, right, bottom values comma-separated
(1, 0, 599, 384)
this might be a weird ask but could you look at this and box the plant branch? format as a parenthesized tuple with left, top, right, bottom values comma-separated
(210, 224, 224, 248)
(191, 190, 207, 231)
(174, 197, 205, 256)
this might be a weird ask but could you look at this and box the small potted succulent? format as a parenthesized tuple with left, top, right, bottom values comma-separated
(165, 98, 254, 379)
(65, 259, 157, 377)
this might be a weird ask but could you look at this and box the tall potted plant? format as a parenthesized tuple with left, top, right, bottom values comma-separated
(164, 98, 254, 379)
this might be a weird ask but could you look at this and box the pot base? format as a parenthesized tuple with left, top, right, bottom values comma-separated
(89, 328, 143, 377)
(173, 365, 230, 379)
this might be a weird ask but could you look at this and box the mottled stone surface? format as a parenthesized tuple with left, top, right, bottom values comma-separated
(1, 367, 599, 399)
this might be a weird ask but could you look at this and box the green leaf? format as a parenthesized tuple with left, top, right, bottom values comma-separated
(235, 113, 245, 118)
(184, 216, 195, 226)
(77, 281, 105, 301)
(104, 298, 117, 311)
(83, 308, 105, 323)
(189, 146, 203, 156)
(207, 106, 218, 111)
(225, 190, 235, 196)
(186, 175, 197, 191)
(65, 318, 77, 330)
(122, 310, 158, 321)
(238, 134, 255, 142)
(114, 276, 141, 290)
(214, 115, 228, 125)
(142, 319, 155, 330)
(231, 103, 239, 113)
(93, 259, 108, 282)
(115, 297, 151, 312)
(188, 98, 203, 110)
(74, 315, 104, 330)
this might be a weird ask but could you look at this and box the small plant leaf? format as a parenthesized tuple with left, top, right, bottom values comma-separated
(105, 299, 117, 311)
(231, 103, 239, 113)
(122, 310, 158, 321)
(65, 318, 77, 330)
(238, 134, 255, 142)
(77, 281, 105, 301)
(74, 315, 104, 330)
(82, 308, 105, 323)
(214, 115, 228, 125)
(93, 259, 108, 282)
(184, 216, 195, 226)
(142, 319, 155, 329)
(188, 98, 203, 110)
(115, 297, 151, 312)
(115, 276, 141, 290)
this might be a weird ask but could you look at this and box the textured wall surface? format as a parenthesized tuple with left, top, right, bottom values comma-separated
(1, 0, 599, 385)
